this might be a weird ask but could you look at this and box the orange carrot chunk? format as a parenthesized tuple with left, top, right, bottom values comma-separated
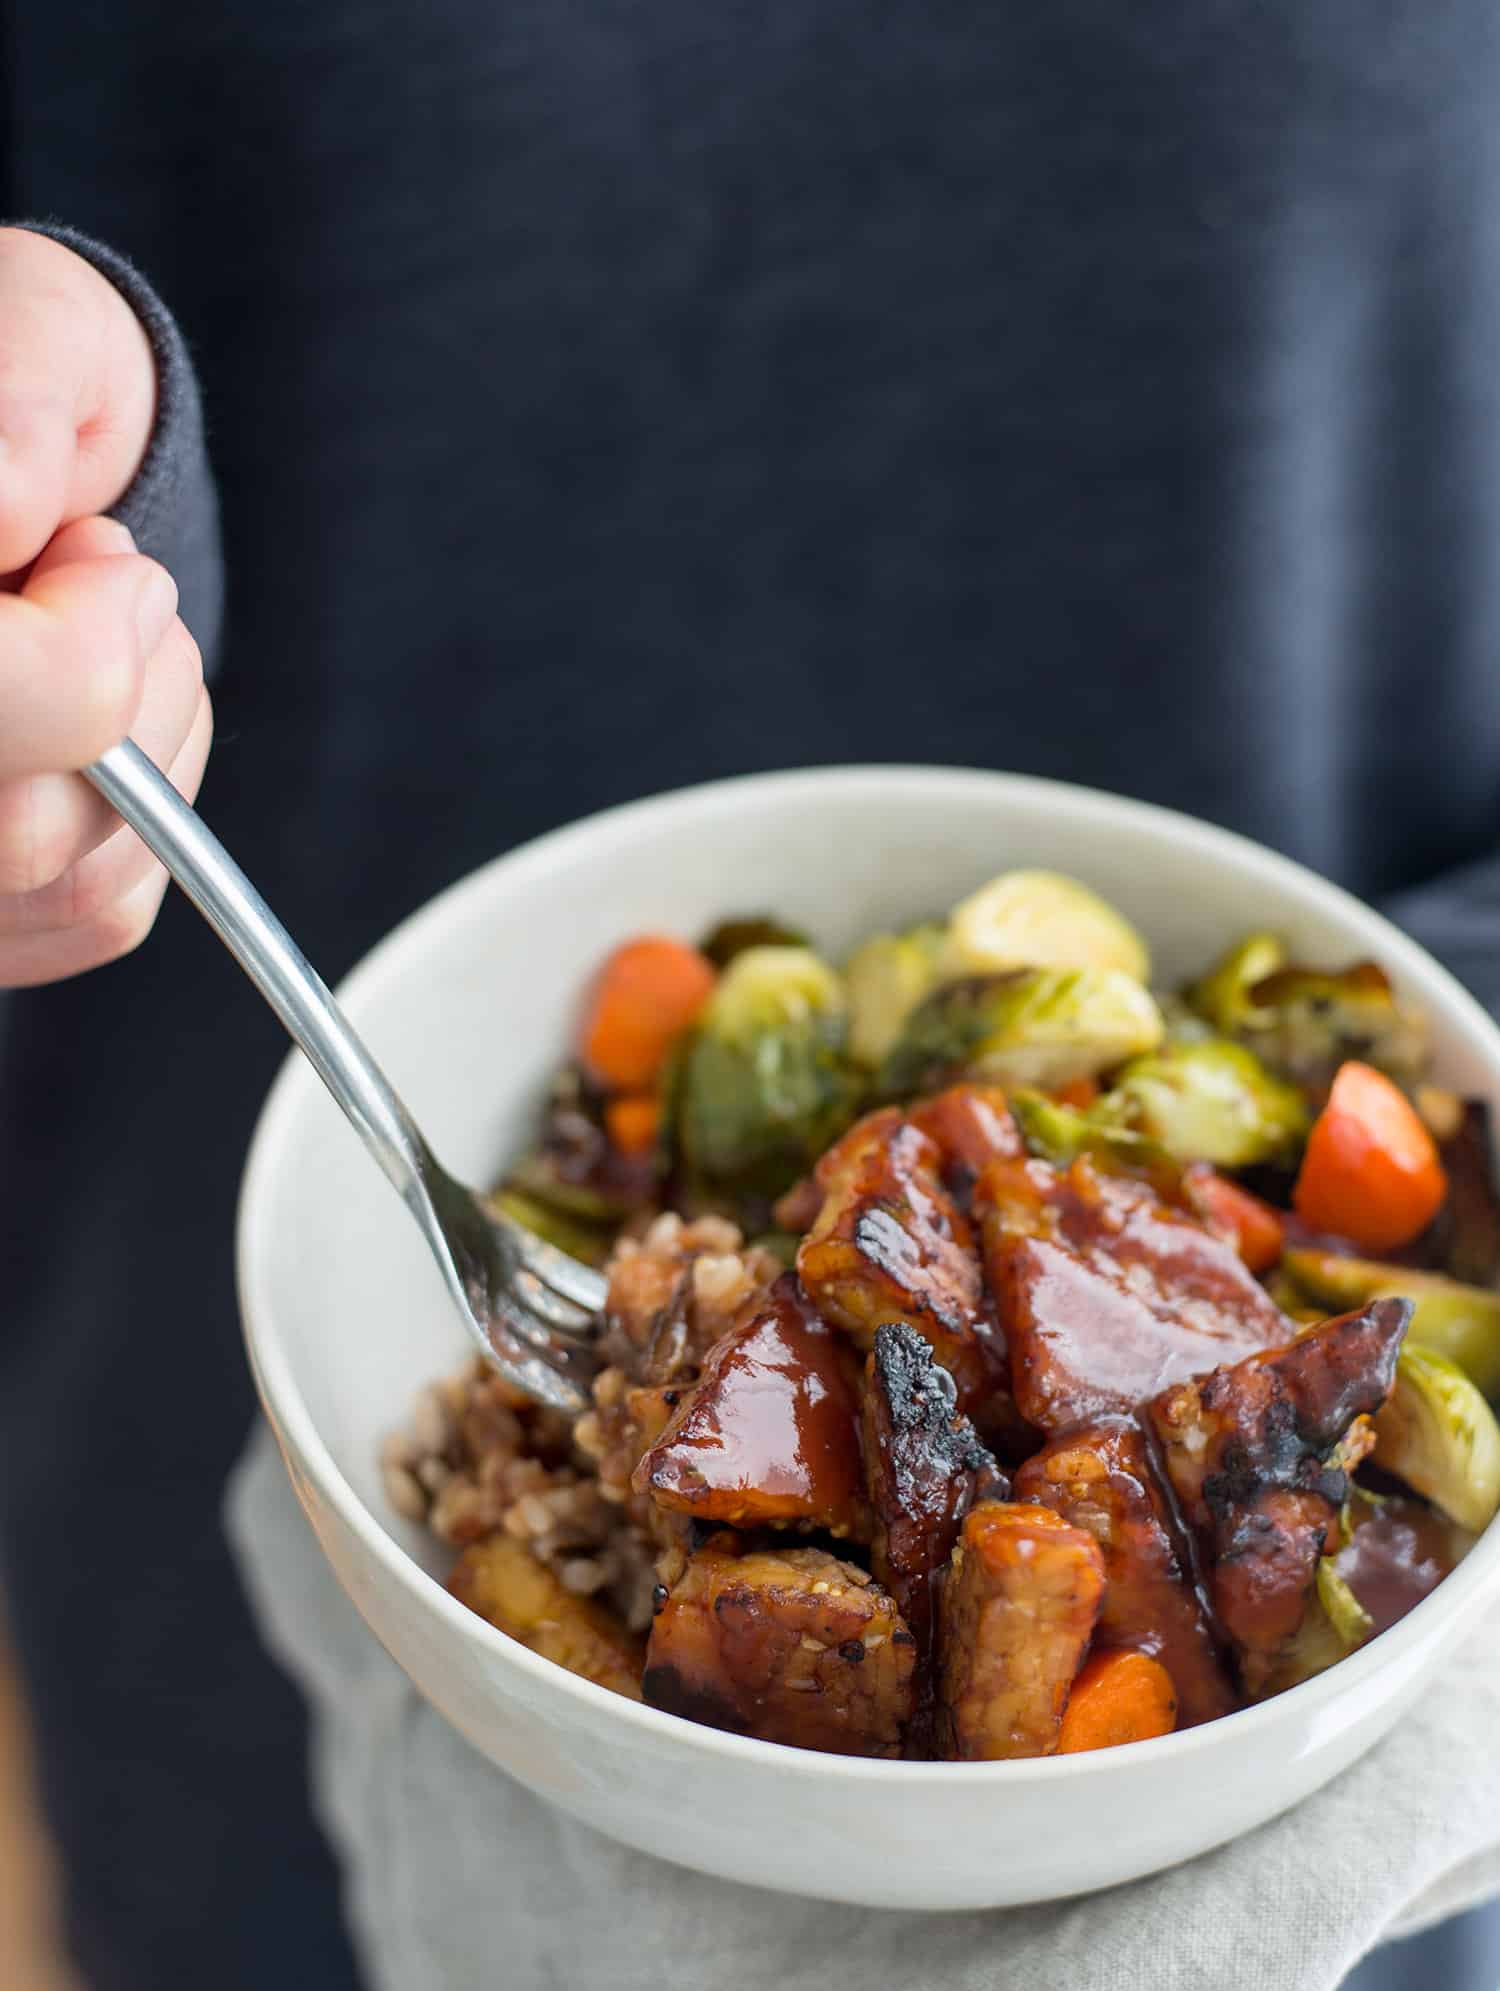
(1293, 1061, 1448, 1256)
(1188, 1168, 1286, 1274)
(605, 1093, 663, 1157)
(1051, 1075, 1100, 1111)
(1056, 1648, 1177, 1754)
(579, 936, 717, 1091)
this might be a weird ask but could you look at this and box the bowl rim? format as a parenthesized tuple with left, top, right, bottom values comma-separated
(237, 761, 1500, 1785)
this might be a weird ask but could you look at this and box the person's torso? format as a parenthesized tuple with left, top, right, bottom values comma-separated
(19, 2, 1500, 942)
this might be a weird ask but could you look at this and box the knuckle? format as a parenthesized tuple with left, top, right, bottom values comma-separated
(158, 614, 204, 692)
(0, 781, 74, 896)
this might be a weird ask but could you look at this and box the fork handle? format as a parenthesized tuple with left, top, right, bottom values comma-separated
(85, 739, 437, 1212)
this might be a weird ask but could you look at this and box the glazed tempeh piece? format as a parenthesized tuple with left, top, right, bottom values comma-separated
(798, 1107, 1003, 1410)
(643, 1545, 916, 1756)
(1013, 1420, 1235, 1726)
(936, 1502, 1104, 1760)
(906, 1083, 1024, 1197)
(977, 1152, 1289, 1431)
(863, 1322, 1003, 1678)
(1147, 1299, 1410, 1693)
(633, 1274, 868, 1538)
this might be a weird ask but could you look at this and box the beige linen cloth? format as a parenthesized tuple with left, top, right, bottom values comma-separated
(227, 1422, 1500, 1991)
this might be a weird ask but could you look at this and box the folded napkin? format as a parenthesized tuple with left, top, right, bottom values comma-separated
(226, 1423, 1500, 1991)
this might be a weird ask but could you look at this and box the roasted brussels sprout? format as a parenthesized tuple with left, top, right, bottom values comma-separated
(674, 946, 865, 1198)
(1373, 1343, 1500, 1534)
(1282, 1249, 1500, 1398)
(1091, 1038, 1310, 1170)
(1187, 933, 1430, 1099)
(1185, 932, 1288, 1034)
(1258, 1558, 1371, 1696)
(878, 968, 1164, 1098)
(698, 916, 811, 968)
(1205, 957, 1427, 1106)
(488, 1189, 615, 1267)
(1010, 1090, 1132, 1161)
(703, 944, 845, 1039)
(844, 925, 947, 1068)
(1009, 1090, 1186, 1203)
(1316, 1554, 1376, 1645)
(944, 870, 1150, 983)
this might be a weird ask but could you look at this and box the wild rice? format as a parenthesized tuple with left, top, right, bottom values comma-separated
(385, 1212, 778, 1635)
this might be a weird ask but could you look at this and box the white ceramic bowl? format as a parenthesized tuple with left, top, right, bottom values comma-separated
(237, 766, 1500, 1911)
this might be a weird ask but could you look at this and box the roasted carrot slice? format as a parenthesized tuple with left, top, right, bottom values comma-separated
(1293, 1061, 1447, 1255)
(1188, 1168, 1286, 1273)
(579, 935, 717, 1090)
(1056, 1648, 1177, 1753)
(604, 1092, 662, 1156)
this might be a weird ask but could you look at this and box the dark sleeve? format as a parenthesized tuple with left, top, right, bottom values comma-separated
(11, 222, 223, 671)
(1382, 857, 1500, 1020)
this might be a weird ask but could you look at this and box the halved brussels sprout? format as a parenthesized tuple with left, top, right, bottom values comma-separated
(1187, 938, 1428, 1099)
(1316, 1556, 1375, 1645)
(1010, 1089, 1177, 1183)
(1248, 963, 1428, 1095)
(844, 925, 947, 1068)
(488, 1188, 616, 1267)
(704, 945, 846, 1042)
(944, 869, 1150, 983)
(1373, 1343, 1500, 1534)
(1185, 932, 1288, 1034)
(1156, 995, 1218, 1047)
(698, 916, 811, 969)
(1282, 1250, 1500, 1398)
(1257, 1559, 1372, 1697)
(1091, 1038, 1309, 1170)
(878, 968, 1164, 1098)
(675, 946, 865, 1197)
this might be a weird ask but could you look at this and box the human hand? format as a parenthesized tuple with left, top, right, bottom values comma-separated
(0, 226, 211, 985)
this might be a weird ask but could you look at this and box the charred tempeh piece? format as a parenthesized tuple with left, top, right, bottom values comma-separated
(1147, 1299, 1410, 1694)
(863, 1323, 1003, 1683)
(633, 1274, 868, 1539)
(798, 1106, 1004, 1411)
(643, 1544, 916, 1756)
(906, 1083, 1023, 1200)
(936, 1502, 1104, 1760)
(976, 1152, 1290, 1431)
(1013, 1420, 1236, 1727)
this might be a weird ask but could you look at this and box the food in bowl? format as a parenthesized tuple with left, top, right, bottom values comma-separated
(381, 867, 1500, 1762)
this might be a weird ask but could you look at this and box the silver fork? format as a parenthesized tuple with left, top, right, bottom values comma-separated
(85, 739, 607, 1412)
